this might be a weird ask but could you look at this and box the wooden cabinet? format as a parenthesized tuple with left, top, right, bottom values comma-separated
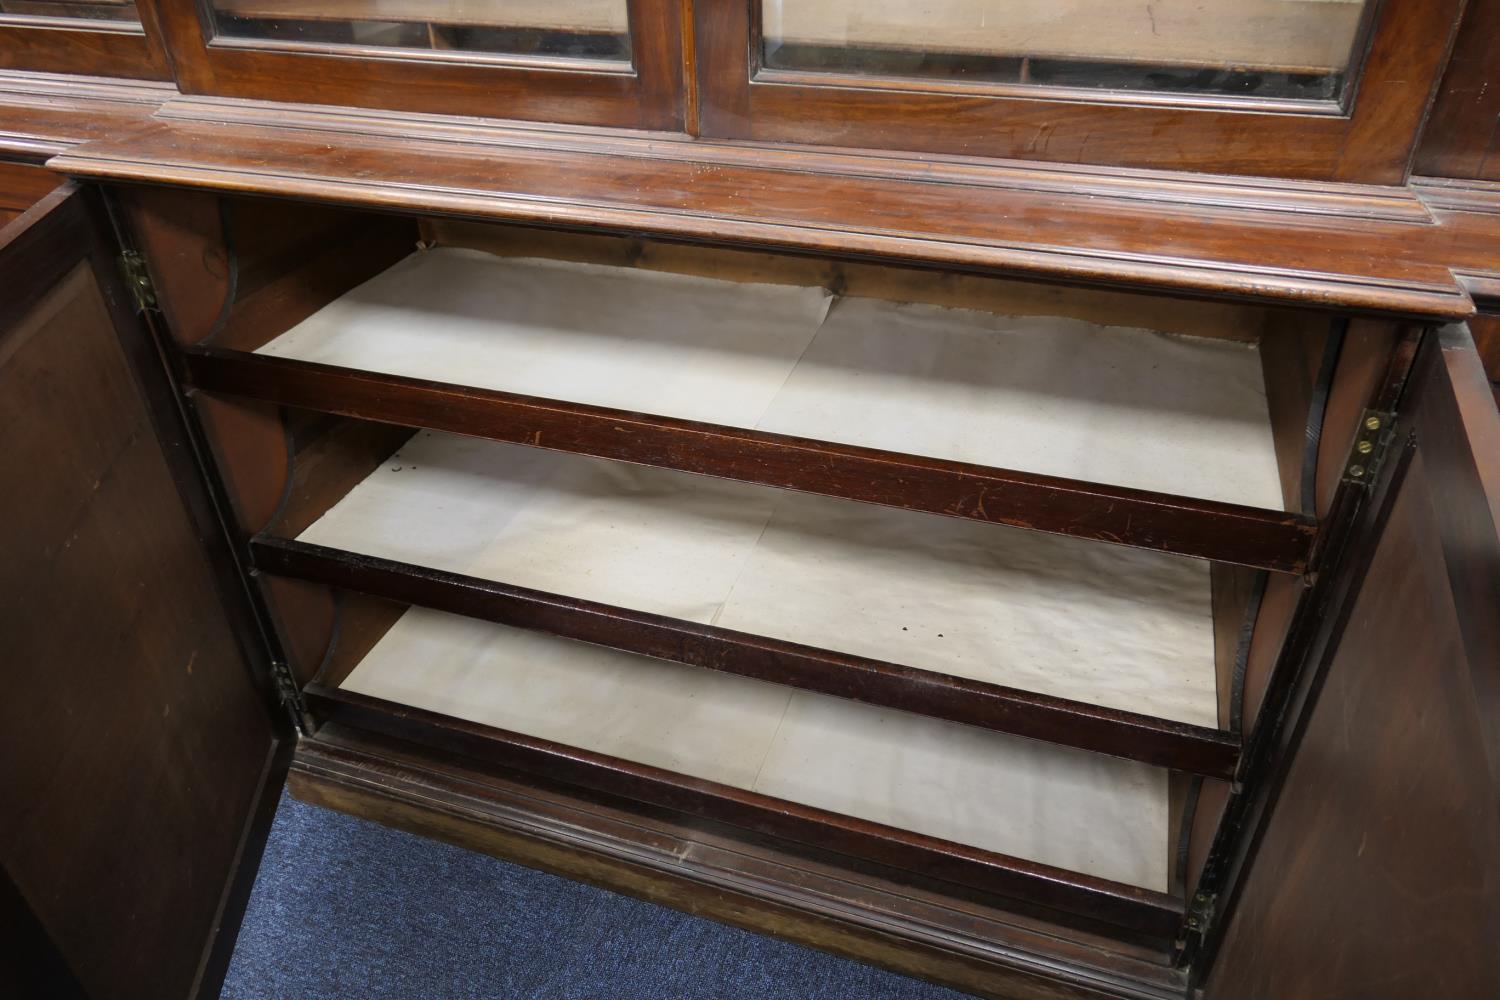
(1, 5, 1499, 1000)
(5, 165, 1498, 1000)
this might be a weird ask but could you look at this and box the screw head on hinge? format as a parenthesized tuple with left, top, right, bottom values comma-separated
(1186, 892, 1213, 932)
(1365, 415, 1382, 431)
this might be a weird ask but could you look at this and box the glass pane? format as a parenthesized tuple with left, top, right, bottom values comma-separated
(207, 0, 632, 63)
(0, 0, 139, 22)
(761, 0, 1373, 102)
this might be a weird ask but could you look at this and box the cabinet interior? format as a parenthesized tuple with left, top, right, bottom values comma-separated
(255, 245, 1285, 510)
(123, 190, 1408, 954)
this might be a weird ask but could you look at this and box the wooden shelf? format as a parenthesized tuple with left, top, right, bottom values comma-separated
(188, 346, 1314, 571)
(305, 679, 1186, 941)
(255, 534, 1240, 778)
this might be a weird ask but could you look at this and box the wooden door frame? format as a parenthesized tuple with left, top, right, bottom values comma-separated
(695, 0, 1465, 182)
(142, 0, 684, 129)
(0, 3, 172, 79)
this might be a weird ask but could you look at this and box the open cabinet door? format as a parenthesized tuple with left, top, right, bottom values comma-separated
(0, 186, 289, 1000)
(1203, 325, 1500, 998)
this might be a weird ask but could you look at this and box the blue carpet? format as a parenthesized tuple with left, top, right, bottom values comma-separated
(221, 792, 978, 999)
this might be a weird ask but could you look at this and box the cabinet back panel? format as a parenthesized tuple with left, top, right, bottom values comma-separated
(421, 216, 1279, 342)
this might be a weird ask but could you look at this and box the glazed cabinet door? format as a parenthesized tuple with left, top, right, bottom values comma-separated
(696, 0, 1463, 180)
(1201, 324, 1500, 998)
(147, 0, 684, 128)
(0, 185, 287, 1000)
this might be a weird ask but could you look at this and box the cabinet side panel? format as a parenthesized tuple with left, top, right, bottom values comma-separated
(0, 235, 282, 997)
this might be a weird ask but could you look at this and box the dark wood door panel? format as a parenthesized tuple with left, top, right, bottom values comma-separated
(0, 187, 284, 999)
(1203, 325, 1500, 998)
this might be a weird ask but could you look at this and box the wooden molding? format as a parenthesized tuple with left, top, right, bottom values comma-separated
(1413, 175, 1500, 215)
(148, 95, 1438, 223)
(47, 95, 1500, 320)
(1413, 177, 1500, 311)
(0, 70, 171, 161)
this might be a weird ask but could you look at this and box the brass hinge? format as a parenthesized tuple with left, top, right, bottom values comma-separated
(269, 659, 310, 734)
(1186, 891, 1216, 936)
(1341, 410, 1395, 488)
(118, 249, 157, 312)
(1174, 890, 1218, 976)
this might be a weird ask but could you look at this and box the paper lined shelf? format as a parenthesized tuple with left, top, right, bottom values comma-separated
(320, 605, 1173, 893)
(188, 248, 1315, 571)
(258, 249, 1283, 508)
(256, 427, 1240, 778)
(294, 431, 1221, 727)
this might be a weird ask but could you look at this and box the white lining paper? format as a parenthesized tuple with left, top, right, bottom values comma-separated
(264, 247, 1260, 893)
(759, 297, 1284, 508)
(303, 432, 1218, 726)
(259, 248, 1284, 509)
(343, 606, 1171, 891)
(257, 249, 833, 429)
(310, 435, 1194, 886)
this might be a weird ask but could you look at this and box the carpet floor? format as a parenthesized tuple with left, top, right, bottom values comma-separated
(220, 792, 979, 999)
